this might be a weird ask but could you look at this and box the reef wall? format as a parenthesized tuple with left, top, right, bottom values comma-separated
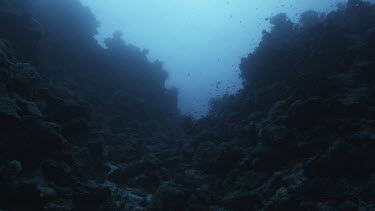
(0, 0, 375, 210)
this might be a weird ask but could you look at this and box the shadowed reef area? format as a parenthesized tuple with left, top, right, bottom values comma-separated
(0, 0, 375, 210)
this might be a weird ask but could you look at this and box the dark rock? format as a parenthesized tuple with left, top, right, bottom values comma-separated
(259, 124, 289, 145)
(27, 120, 65, 154)
(11, 63, 39, 97)
(306, 141, 375, 180)
(208, 145, 243, 175)
(175, 169, 203, 189)
(249, 143, 285, 172)
(0, 8, 42, 64)
(193, 141, 217, 169)
(0, 82, 8, 97)
(127, 173, 160, 193)
(50, 101, 92, 136)
(0, 160, 22, 179)
(16, 97, 43, 117)
(223, 191, 261, 211)
(41, 160, 73, 186)
(336, 200, 358, 211)
(186, 192, 210, 211)
(38, 186, 57, 201)
(16, 180, 44, 206)
(12, 179, 56, 209)
(288, 97, 327, 129)
(152, 182, 190, 211)
(72, 183, 111, 210)
(108, 157, 161, 186)
(0, 97, 20, 122)
(87, 141, 104, 162)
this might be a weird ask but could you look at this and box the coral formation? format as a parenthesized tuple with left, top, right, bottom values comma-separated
(0, 0, 374, 210)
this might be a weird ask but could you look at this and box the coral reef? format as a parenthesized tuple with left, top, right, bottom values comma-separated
(180, 0, 375, 209)
(0, 0, 374, 210)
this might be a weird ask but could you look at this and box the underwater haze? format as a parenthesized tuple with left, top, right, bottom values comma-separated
(80, 0, 346, 117)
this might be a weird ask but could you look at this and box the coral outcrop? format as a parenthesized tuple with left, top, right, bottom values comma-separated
(178, 1, 375, 209)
